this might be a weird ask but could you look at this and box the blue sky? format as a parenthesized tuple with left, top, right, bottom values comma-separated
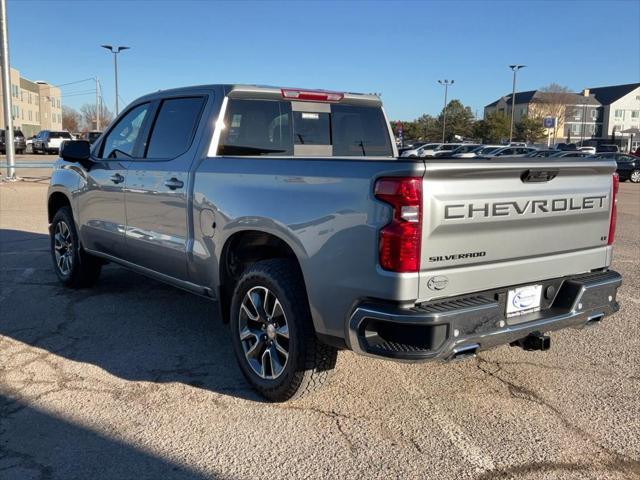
(8, 0, 640, 120)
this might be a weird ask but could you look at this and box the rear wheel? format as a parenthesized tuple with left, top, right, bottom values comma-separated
(50, 206, 102, 288)
(630, 170, 640, 183)
(230, 259, 337, 402)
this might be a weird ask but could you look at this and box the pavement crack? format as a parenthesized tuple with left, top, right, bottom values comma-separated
(476, 355, 640, 476)
(278, 405, 363, 456)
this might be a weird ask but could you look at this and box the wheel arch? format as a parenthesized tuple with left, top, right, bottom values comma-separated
(48, 191, 72, 223)
(217, 229, 307, 324)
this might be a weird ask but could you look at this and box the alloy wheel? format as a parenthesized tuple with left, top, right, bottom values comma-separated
(53, 221, 74, 276)
(631, 170, 640, 183)
(238, 286, 290, 379)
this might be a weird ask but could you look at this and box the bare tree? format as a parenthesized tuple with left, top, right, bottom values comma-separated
(529, 83, 579, 142)
(62, 106, 82, 133)
(80, 103, 114, 131)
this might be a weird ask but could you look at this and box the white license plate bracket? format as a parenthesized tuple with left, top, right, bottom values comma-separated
(506, 284, 543, 318)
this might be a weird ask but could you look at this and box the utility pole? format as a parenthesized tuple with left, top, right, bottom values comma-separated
(95, 76, 100, 130)
(0, 0, 15, 179)
(508, 65, 526, 143)
(101, 45, 129, 115)
(438, 79, 454, 143)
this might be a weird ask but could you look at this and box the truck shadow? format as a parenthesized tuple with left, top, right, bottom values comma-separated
(0, 228, 263, 403)
(0, 394, 214, 479)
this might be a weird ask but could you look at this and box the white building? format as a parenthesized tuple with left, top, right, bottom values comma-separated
(587, 83, 640, 149)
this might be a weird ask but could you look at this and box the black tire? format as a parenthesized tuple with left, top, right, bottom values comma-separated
(50, 206, 102, 288)
(630, 170, 640, 183)
(230, 259, 337, 402)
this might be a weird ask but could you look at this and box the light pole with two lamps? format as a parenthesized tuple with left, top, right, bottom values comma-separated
(438, 79, 454, 143)
(508, 64, 525, 143)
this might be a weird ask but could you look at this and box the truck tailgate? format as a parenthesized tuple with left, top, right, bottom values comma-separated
(418, 158, 617, 300)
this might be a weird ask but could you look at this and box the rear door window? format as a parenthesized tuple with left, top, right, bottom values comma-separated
(145, 97, 205, 159)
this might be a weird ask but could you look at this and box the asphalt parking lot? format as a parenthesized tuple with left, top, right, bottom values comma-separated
(1, 156, 639, 480)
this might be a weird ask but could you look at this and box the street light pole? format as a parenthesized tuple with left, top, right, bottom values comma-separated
(0, 0, 15, 179)
(508, 64, 525, 143)
(438, 79, 454, 143)
(101, 45, 129, 115)
(95, 76, 100, 130)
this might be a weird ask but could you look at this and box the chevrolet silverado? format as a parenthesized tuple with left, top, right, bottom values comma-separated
(48, 84, 622, 401)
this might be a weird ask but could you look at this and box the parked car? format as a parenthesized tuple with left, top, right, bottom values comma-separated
(399, 142, 441, 158)
(437, 143, 482, 158)
(579, 146, 597, 155)
(431, 143, 465, 157)
(80, 130, 103, 144)
(526, 150, 557, 158)
(453, 145, 503, 159)
(482, 146, 537, 158)
(32, 130, 73, 154)
(25, 135, 36, 153)
(0, 129, 26, 154)
(398, 141, 427, 155)
(592, 152, 640, 183)
(554, 143, 578, 151)
(596, 144, 619, 153)
(549, 151, 592, 158)
(47, 84, 622, 401)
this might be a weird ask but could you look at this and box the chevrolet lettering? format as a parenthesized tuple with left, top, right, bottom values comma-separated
(443, 195, 608, 220)
(47, 84, 622, 401)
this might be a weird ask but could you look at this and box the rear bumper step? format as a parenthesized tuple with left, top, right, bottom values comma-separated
(347, 270, 621, 361)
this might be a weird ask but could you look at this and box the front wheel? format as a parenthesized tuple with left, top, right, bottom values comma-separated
(50, 206, 102, 288)
(230, 259, 337, 402)
(630, 170, 640, 183)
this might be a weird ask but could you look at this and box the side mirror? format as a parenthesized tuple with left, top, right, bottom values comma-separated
(61, 140, 91, 164)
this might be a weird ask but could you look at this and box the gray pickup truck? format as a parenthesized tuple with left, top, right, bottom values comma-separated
(48, 84, 622, 401)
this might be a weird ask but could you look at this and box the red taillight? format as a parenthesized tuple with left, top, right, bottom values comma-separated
(374, 177, 423, 273)
(608, 172, 619, 245)
(281, 88, 344, 102)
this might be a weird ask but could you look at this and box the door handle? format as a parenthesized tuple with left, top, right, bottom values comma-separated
(164, 177, 184, 190)
(109, 173, 125, 184)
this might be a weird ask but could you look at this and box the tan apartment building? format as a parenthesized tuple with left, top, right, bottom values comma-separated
(484, 83, 640, 148)
(484, 89, 601, 143)
(0, 66, 62, 137)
